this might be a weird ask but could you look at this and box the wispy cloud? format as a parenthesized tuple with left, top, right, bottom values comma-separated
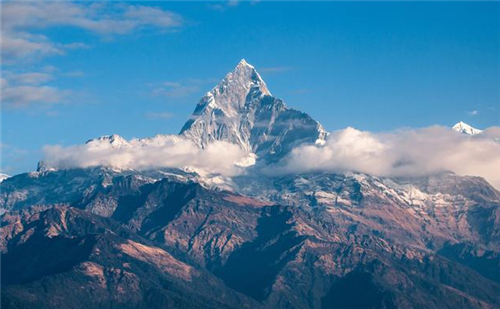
(1, 72, 68, 108)
(467, 110, 479, 116)
(260, 66, 293, 73)
(10, 72, 52, 85)
(152, 82, 199, 98)
(146, 112, 174, 120)
(1, 2, 184, 63)
(2, 85, 67, 108)
(0, 33, 65, 64)
(208, 0, 259, 11)
(208, 0, 240, 12)
(151, 78, 217, 99)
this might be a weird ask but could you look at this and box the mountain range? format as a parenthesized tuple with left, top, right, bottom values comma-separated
(1, 60, 499, 309)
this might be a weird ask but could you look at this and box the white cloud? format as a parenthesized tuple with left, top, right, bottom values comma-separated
(123, 5, 182, 29)
(275, 126, 500, 190)
(1, 71, 68, 108)
(1, 2, 183, 63)
(0, 32, 64, 63)
(468, 110, 479, 116)
(36, 123, 500, 189)
(1, 2, 183, 34)
(2, 85, 66, 107)
(11, 72, 52, 85)
(42, 137, 248, 177)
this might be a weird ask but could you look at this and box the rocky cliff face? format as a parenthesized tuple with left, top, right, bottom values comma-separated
(180, 59, 327, 162)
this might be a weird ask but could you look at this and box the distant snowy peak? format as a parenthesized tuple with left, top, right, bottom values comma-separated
(86, 134, 186, 149)
(179, 59, 327, 161)
(452, 121, 483, 135)
(86, 134, 131, 148)
(0, 173, 10, 183)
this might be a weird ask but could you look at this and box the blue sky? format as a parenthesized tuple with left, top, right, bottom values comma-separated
(2, 1, 500, 175)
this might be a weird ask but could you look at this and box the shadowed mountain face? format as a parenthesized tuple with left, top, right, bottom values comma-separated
(1, 61, 500, 309)
(1, 206, 263, 309)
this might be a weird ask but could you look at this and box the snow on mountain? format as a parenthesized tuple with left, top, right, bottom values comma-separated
(0, 173, 10, 182)
(75, 59, 327, 170)
(85, 134, 185, 149)
(180, 59, 327, 162)
(452, 121, 483, 135)
(71, 60, 327, 172)
(37, 61, 494, 184)
(86, 134, 131, 148)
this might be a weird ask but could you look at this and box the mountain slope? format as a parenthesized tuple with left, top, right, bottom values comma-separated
(2, 169, 500, 308)
(0, 206, 263, 309)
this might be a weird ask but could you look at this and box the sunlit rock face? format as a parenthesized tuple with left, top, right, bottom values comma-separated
(180, 59, 327, 162)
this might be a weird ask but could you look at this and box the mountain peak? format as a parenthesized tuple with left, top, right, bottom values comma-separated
(0, 173, 9, 183)
(86, 134, 130, 148)
(452, 121, 482, 135)
(225, 59, 270, 97)
(179, 60, 326, 161)
(236, 59, 253, 69)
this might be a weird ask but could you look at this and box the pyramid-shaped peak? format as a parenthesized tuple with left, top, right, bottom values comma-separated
(230, 59, 260, 80)
(236, 59, 254, 69)
(179, 59, 326, 159)
(216, 59, 271, 98)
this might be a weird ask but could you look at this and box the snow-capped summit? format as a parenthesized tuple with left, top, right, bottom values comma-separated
(183, 59, 271, 121)
(180, 60, 327, 161)
(0, 173, 9, 183)
(452, 121, 482, 135)
(86, 134, 131, 148)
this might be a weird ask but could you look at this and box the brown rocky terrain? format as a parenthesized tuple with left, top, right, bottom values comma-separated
(1, 169, 500, 309)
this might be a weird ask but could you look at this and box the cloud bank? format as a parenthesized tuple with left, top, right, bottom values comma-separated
(42, 136, 248, 177)
(40, 126, 500, 189)
(1, 2, 183, 63)
(276, 126, 500, 189)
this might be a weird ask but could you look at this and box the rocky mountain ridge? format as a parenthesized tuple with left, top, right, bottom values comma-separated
(2, 168, 500, 308)
(1, 60, 499, 309)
